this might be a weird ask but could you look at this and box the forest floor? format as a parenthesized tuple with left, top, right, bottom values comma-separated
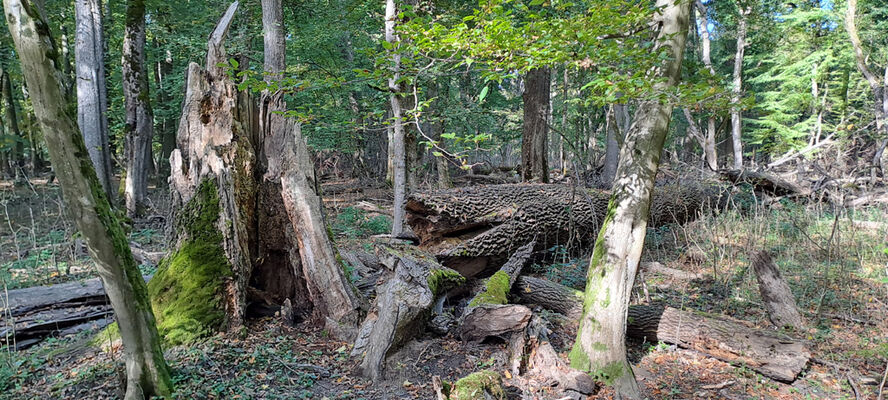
(1, 176, 887, 399)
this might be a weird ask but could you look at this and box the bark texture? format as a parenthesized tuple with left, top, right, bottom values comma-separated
(568, 2, 690, 397)
(521, 67, 550, 183)
(407, 183, 720, 276)
(514, 276, 810, 382)
(74, 0, 113, 196)
(385, 0, 408, 236)
(730, 5, 749, 170)
(3, 0, 172, 397)
(751, 251, 808, 330)
(122, 0, 153, 216)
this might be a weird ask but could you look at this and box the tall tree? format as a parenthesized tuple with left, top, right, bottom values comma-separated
(74, 0, 113, 197)
(845, 0, 888, 176)
(1, 70, 23, 182)
(730, 3, 750, 169)
(386, 0, 408, 236)
(2, 0, 172, 398)
(521, 67, 550, 183)
(569, 0, 690, 398)
(683, 0, 718, 171)
(122, 0, 153, 216)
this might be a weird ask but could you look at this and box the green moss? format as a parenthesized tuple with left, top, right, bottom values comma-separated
(449, 370, 505, 400)
(591, 360, 627, 385)
(468, 270, 510, 307)
(428, 268, 465, 296)
(89, 322, 121, 348)
(147, 180, 232, 345)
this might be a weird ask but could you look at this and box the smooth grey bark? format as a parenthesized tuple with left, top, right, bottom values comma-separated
(730, 4, 749, 170)
(260, 0, 360, 325)
(602, 105, 620, 186)
(521, 67, 550, 183)
(3, 0, 172, 397)
(386, 0, 407, 236)
(74, 0, 113, 197)
(122, 0, 153, 216)
(569, 0, 690, 398)
(845, 0, 888, 177)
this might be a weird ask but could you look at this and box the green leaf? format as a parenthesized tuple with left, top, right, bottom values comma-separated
(478, 85, 490, 103)
(229, 58, 239, 69)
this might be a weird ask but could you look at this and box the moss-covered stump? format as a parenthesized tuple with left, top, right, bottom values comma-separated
(447, 370, 506, 400)
(351, 246, 464, 381)
(148, 181, 233, 345)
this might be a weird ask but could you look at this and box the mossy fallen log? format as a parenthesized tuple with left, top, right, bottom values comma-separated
(407, 183, 724, 275)
(513, 276, 811, 382)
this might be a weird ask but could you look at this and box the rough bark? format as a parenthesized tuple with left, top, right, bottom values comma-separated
(509, 315, 598, 396)
(2, 0, 172, 397)
(514, 276, 811, 382)
(351, 247, 464, 381)
(569, 1, 690, 397)
(751, 251, 808, 331)
(74, 0, 113, 196)
(719, 169, 810, 197)
(730, 5, 749, 170)
(123, 0, 153, 216)
(845, 0, 888, 177)
(521, 67, 550, 183)
(260, 0, 359, 326)
(407, 183, 720, 276)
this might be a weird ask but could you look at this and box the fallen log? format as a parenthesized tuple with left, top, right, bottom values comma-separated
(512, 276, 811, 382)
(719, 169, 810, 197)
(407, 183, 723, 276)
(351, 246, 464, 381)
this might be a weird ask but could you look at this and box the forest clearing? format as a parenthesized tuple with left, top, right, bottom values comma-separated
(1, 0, 887, 399)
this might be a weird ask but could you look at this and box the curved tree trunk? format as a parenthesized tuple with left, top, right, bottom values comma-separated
(123, 0, 153, 216)
(74, 0, 113, 197)
(568, 1, 690, 398)
(3, 0, 172, 398)
(521, 67, 550, 183)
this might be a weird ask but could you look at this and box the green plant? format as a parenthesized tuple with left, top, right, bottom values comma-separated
(331, 207, 393, 239)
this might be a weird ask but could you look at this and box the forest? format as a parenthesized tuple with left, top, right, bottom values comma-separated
(0, 0, 886, 398)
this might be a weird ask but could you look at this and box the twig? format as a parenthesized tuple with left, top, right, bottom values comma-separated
(878, 360, 888, 400)
(847, 373, 861, 400)
(432, 375, 447, 400)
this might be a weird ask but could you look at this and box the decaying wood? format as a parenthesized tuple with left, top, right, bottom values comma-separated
(513, 276, 811, 382)
(460, 242, 535, 341)
(509, 315, 598, 396)
(641, 261, 704, 281)
(751, 251, 808, 330)
(719, 169, 810, 197)
(407, 183, 721, 275)
(351, 247, 462, 381)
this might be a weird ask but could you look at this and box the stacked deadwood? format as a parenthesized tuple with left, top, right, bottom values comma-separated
(0, 276, 148, 349)
(512, 276, 811, 382)
(406, 183, 726, 276)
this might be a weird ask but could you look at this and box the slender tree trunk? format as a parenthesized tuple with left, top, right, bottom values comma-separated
(154, 45, 174, 176)
(730, 4, 749, 170)
(601, 105, 620, 186)
(386, 0, 407, 236)
(3, 1, 172, 397)
(521, 67, 550, 183)
(428, 83, 451, 188)
(74, 0, 114, 197)
(690, 0, 718, 170)
(569, 1, 689, 398)
(1, 70, 23, 181)
(845, 0, 888, 177)
(122, 0, 153, 216)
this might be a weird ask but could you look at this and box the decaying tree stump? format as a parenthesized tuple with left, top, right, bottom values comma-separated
(407, 183, 723, 276)
(513, 276, 811, 382)
(351, 247, 464, 381)
(151, 2, 358, 344)
(751, 251, 808, 330)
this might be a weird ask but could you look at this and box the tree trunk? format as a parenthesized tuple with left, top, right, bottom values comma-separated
(154, 43, 174, 177)
(386, 0, 407, 236)
(521, 67, 550, 183)
(845, 0, 888, 177)
(730, 5, 749, 170)
(122, 0, 153, 216)
(1, 70, 23, 182)
(514, 276, 811, 383)
(260, 0, 360, 325)
(74, 0, 113, 197)
(568, 1, 690, 398)
(601, 105, 620, 187)
(407, 183, 719, 276)
(3, 0, 172, 397)
(751, 251, 808, 331)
